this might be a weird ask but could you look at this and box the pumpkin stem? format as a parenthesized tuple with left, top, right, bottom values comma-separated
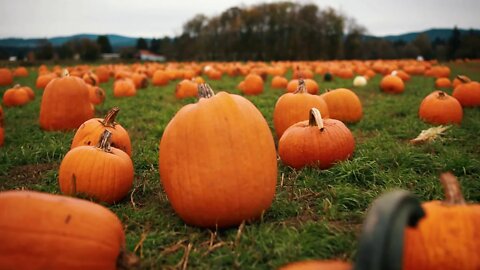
(88, 72, 97, 85)
(293, 79, 307, 94)
(13, 84, 21, 89)
(309, 108, 324, 131)
(62, 69, 70, 77)
(101, 107, 120, 128)
(437, 91, 447, 99)
(198, 83, 214, 99)
(440, 172, 466, 205)
(456, 75, 471, 83)
(97, 130, 113, 152)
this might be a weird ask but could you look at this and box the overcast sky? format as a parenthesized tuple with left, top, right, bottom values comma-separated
(0, 0, 479, 38)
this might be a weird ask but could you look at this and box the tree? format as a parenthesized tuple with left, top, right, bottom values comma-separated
(412, 33, 433, 59)
(448, 26, 461, 60)
(97, 35, 112, 53)
(136, 38, 148, 50)
(36, 39, 54, 60)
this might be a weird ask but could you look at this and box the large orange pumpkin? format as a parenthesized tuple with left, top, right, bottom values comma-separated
(159, 84, 277, 228)
(418, 91, 462, 125)
(320, 88, 363, 123)
(273, 79, 330, 139)
(71, 107, 132, 156)
(39, 71, 94, 131)
(0, 190, 131, 270)
(278, 108, 355, 170)
(452, 79, 480, 107)
(403, 173, 480, 270)
(380, 75, 405, 94)
(0, 68, 13, 86)
(60, 130, 134, 204)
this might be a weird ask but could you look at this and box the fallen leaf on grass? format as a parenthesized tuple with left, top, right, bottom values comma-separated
(410, 125, 450, 145)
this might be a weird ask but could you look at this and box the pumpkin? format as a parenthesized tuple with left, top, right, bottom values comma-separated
(13, 66, 29, 77)
(60, 130, 134, 204)
(273, 79, 330, 139)
(279, 260, 351, 270)
(271, 75, 288, 89)
(131, 72, 148, 89)
(35, 73, 57, 89)
(71, 107, 131, 156)
(418, 91, 462, 125)
(353, 76, 367, 87)
(95, 66, 110, 83)
(241, 73, 264, 95)
(0, 190, 134, 270)
(152, 70, 170, 86)
(380, 75, 405, 94)
(175, 79, 198, 99)
(87, 85, 106, 105)
(395, 70, 411, 82)
(452, 77, 480, 107)
(0, 68, 13, 86)
(83, 71, 99, 86)
(22, 86, 35, 100)
(0, 105, 4, 146)
(320, 88, 363, 123)
(39, 71, 94, 131)
(113, 78, 136, 97)
(403, 173, 480, 270)
(159, 84, 277, 228)
(278, 108, 355, 169)
(434, 77, 451, 88)
(286, 79, 319, 94)
(452, 75, 469, 89)
(2, 85, 31, 107)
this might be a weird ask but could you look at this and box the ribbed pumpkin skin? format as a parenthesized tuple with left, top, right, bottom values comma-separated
(452, 81, 480, 107)
(403, 201, 480, 270)
(39, 76, 94, 131)
(273, 93, 329, 139)
(71, 113, 132, 156)
(279, 260, 351, 270)
(59, 146, 134, 204)
(418, 91, 463, 125)
(278, 119, 355, 170)
(320, 88, 363, 123)
(159, 91, 277, 228)
(0, 190, 125, 270)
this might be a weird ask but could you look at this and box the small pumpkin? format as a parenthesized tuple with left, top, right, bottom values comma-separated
(87, 85, 106, 105)
(380, 74, 405, 94)
(60, 130, 134, 204)
(131, 72, 148, 89)
(113, 78, 136, 97)
(271, 76, 288, 89)
(71, 107, 131, 156)
(320, 88, 363, 123)
(434, 77, 451, 88)
(13, 66, 29, 77)
(0, 105, 4, 146)
(2, 85, 31, 107)
(403, 173, 480, 270)
(95, 66, 110, 83)
(0, 190, 135, 270)
(159, 84, 277, 228)
(0, 68, 13, 86)
(452, 77, 480, 107)
(452, 75, 469, 89)
(273, 79, 330, 139)
(241, 73, 264, 95)
(353, 76, 367, 87)
(175, 79, 198, 99)
(82, 71, 99, 86)
(286, 79, 319, 94)
(152, 70, 170, 86)
(39, 70, 94, 131)
(279, 108, 355, 169)
(418, 91, 462, 125)
(35, 73, 57, 89)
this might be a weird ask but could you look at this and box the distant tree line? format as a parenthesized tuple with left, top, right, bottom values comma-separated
(1, 2, 479, 61)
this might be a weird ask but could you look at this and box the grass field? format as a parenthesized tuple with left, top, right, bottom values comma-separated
(1, 62, 480, 269)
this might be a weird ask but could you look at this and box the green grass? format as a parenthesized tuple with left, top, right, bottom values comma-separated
(1, 63, 480, 269)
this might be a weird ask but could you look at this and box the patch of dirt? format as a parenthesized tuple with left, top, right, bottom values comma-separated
(2, 163, 58, 188)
